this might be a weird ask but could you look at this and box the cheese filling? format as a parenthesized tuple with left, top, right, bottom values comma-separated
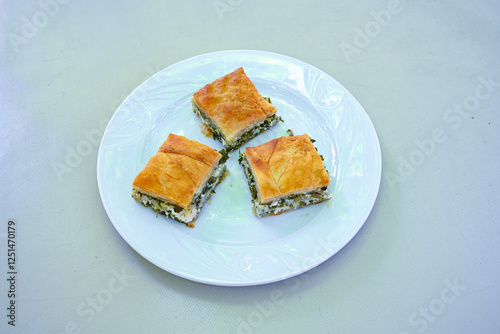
(132, 155, 228, 226)
(238, 153, 332, 217)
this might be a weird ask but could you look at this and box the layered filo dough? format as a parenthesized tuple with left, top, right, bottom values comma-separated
(239, 134, 332, 217)
(192, 67, 282, 151)
(132, 134, 227, 227)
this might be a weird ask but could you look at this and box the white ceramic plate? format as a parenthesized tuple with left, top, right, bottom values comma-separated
(97, 50, 381, 286)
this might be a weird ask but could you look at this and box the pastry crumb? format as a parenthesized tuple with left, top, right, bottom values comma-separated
(200, 123, 213, 137)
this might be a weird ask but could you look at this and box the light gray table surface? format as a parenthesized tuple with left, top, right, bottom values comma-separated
(1, 1, 499, 333)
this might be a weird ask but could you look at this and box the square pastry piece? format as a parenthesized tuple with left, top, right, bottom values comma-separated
(239, 134, 332, 217)
(192, 67, 282, 151)
(132, 134, 228, 227)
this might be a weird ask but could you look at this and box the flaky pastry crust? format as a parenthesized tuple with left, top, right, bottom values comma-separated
(132, 134, 221, 209)
(244, 134, 330, 203)
(192, 67, 277, 143)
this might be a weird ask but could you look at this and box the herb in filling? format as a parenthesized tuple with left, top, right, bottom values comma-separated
(192, 98, 282, 151)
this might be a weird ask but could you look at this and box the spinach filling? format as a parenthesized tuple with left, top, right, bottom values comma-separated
(132, 189, 187, 223)
(191, 150, 228, 207)
(192, 98, 283, 151)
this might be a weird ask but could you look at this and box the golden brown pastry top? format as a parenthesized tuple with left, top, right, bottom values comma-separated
(132, 134, 221, 209)
(244, 134, 330, 203)
(192, 67, 277, 143)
